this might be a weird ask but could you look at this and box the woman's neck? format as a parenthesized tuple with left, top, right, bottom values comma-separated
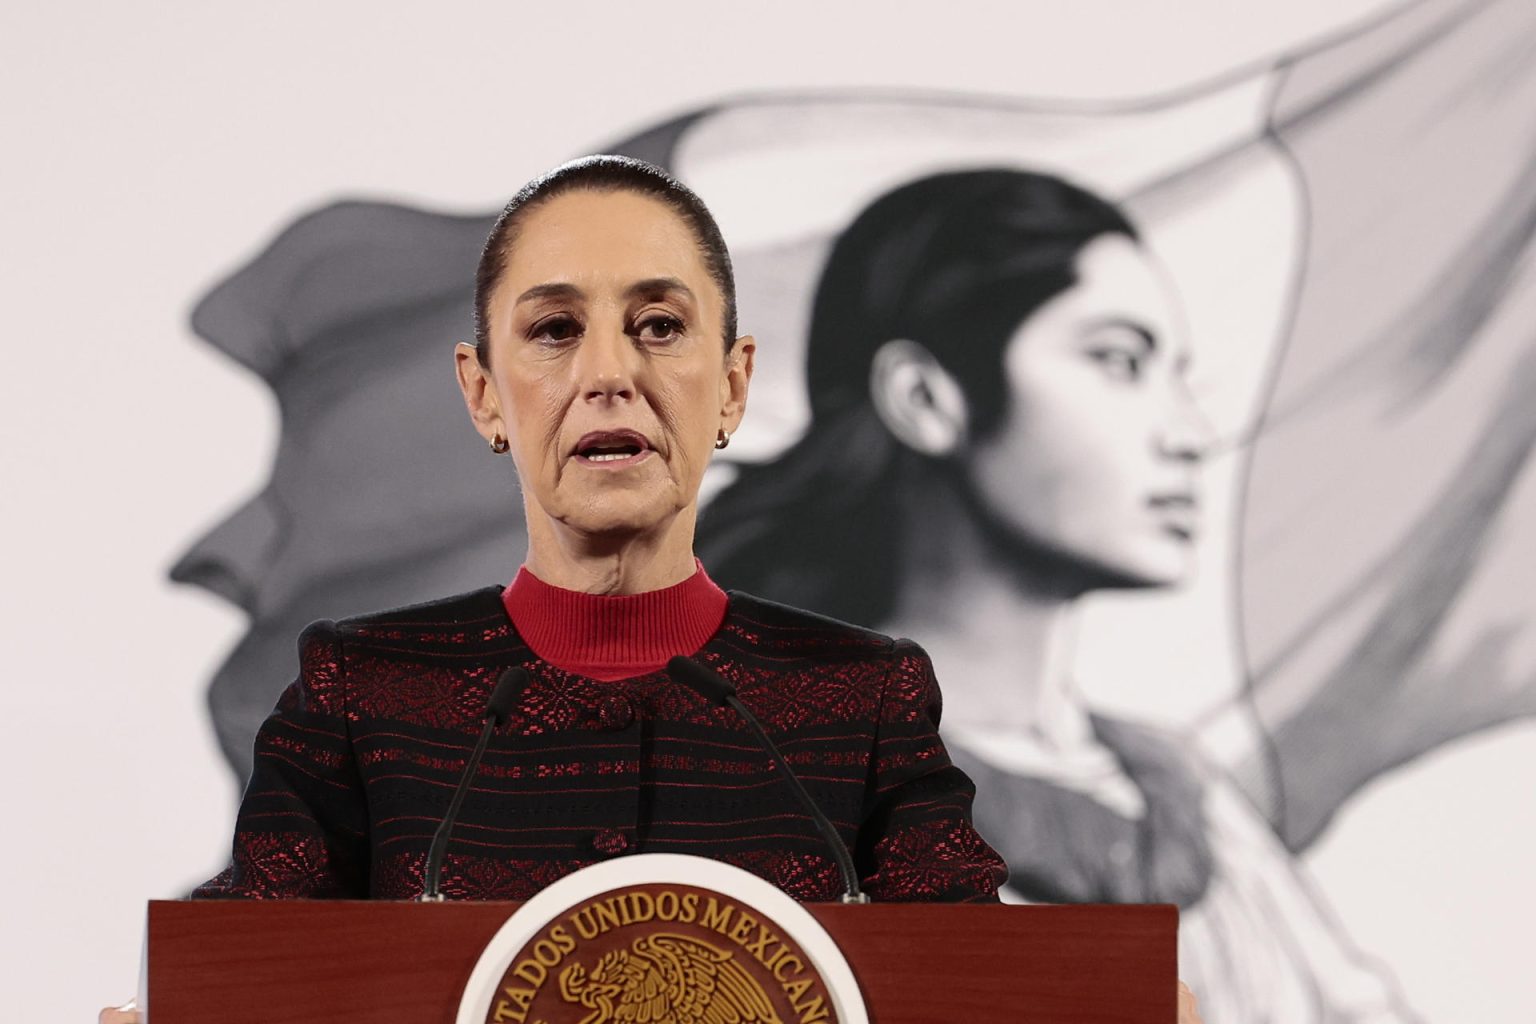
(522, 503, 700, 595)
(882, 480, 1094, 750)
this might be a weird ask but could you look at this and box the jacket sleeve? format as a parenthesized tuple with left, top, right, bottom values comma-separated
(856, 638, 1008, 903)
(192, 620, 370, 898)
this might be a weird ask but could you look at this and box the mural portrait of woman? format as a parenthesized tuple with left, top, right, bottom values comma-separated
(698, 169, 1417, 1023)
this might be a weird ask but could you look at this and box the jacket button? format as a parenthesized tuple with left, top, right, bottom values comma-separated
(597, 695, 634, 730)
(592, 828, 630, 857)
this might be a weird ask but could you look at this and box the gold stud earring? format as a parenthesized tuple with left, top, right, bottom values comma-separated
(714, 428, 731, 450)
(490, 433, 510, 455)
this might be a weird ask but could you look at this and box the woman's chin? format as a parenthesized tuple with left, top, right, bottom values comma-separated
(557, 497, 681, 543)
(1031, 538, 1193, 593)
(1097, 545, 1194, 591)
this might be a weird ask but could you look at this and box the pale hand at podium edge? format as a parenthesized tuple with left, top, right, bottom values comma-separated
(98, 1001, 136, 1024)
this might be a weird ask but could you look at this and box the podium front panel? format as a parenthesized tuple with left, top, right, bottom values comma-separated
(147, 900, 1174, 1022)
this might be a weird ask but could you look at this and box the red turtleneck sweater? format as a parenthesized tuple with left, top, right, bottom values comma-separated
(501, 561, 729, 680)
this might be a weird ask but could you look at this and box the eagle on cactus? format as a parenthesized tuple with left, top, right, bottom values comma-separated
(557, 932, 784, 1024)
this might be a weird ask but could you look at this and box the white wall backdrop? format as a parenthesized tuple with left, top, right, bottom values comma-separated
(4, 2, 1533, 1021)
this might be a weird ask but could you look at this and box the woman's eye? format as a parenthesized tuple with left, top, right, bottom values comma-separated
(635, 315, 684, 344)
(531, 316, 582, 345)
(1089, 347, 1143, 382)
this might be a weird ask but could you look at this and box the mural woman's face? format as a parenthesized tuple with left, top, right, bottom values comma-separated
(965, 233, 1211, 588)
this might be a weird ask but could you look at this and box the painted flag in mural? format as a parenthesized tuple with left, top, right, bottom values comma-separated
(1227, 0, 1536, 850)
(632, 0, 1536, 848)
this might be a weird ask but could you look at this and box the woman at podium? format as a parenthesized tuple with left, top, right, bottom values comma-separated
(101, 157, 1205, 1023)
(178, 155, 1006, 905)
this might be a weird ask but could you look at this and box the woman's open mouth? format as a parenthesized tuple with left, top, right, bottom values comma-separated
(573, 429, 654, 467)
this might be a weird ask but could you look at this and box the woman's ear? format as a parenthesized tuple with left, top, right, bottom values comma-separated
(454, 342, 504, 443)
(720, 334, 756, 432)
(869, 339, 969, 456)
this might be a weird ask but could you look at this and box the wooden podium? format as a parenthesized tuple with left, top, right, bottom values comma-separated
(145, 900, 1175, 1022)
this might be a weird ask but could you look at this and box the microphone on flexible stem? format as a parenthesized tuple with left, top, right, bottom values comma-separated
(667, 656, 870, 904)
(420, 667, 529, 902)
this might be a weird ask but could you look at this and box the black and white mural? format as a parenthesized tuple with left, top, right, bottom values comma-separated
(159, 1, 1536, 1018)
(11, 0, 1533, 1019)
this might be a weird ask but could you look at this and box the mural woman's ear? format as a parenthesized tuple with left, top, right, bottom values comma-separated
(868, 338, 970, 457)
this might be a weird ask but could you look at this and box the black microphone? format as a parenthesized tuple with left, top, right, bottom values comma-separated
(420, 667, 529, 902)
(667, 656, 869, 904)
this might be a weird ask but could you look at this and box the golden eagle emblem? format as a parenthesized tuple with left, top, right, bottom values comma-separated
(557, 932, 784, 1024)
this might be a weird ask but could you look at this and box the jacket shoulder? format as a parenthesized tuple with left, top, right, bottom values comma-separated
(329, 587, 513, 650)
(723, 591, 898, 658)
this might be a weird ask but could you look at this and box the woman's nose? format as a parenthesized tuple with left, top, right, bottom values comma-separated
(1158, 386, 1217, 464)
(575, 327, 639, 403)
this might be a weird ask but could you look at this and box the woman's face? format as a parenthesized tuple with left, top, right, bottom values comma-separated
(473, 189, 751, 542)
(965, 233, 1211, 588)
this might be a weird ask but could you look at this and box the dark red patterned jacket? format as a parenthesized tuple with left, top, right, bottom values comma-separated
(195, 587, 1007, 902)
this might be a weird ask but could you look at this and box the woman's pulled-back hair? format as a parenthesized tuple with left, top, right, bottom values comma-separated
(698, 169, 1138, 626)
(474, 154, 738, 364)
